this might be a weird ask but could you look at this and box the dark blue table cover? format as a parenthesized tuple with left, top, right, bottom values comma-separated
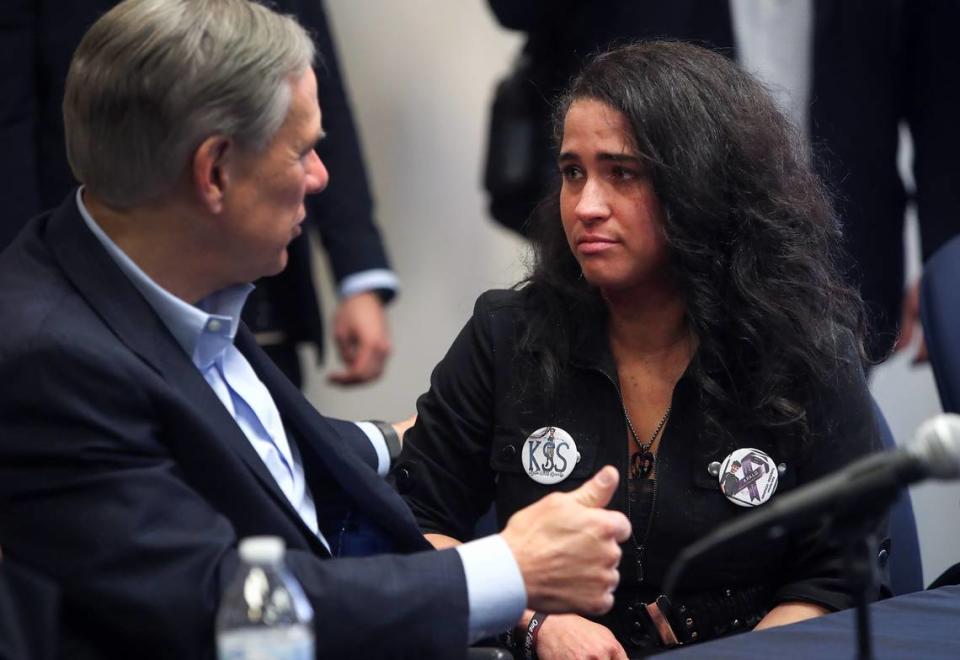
(653, 586, 960, 659)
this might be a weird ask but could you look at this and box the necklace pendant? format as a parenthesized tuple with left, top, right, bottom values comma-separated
(630, 450, 655, 479)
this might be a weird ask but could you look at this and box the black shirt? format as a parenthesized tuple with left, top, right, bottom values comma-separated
(393, 288, 887, 652)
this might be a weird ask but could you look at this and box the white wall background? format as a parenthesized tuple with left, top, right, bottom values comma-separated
(305, 1, 959, 588)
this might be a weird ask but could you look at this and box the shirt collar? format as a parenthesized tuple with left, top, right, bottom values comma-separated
(76, 188, 253, 369)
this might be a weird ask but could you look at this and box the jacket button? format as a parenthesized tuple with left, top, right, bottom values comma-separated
(500, 444, 517, 461)
(877, 548, 889, 567)
(395, 466, 413, 493)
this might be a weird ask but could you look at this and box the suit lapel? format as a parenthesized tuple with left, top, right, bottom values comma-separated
(44, 195, 326, 552)
(237, 328, 429, 551)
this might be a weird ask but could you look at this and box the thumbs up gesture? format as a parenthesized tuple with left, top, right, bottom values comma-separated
(500, 466, 631, 615)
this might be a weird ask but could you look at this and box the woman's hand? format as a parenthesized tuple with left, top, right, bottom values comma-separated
(534, 613, 627, 660)
(753, 601, 828, 630)
(390, 413, 417, 444)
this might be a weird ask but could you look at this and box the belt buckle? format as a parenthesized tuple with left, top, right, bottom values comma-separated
(644, 595, 682, 647)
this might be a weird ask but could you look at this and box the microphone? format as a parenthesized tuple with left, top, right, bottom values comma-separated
(663, 414, 960, 596)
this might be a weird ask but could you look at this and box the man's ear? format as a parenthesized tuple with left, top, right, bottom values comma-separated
(192, 135, 232, 213)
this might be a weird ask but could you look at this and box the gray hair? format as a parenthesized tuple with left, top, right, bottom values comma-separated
(64, 0, 316, 208)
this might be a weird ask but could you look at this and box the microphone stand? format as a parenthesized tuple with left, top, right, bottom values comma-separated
(663, 495, 893, 660)
(832, 516, 882, 660)
(819, 489, 895, 660)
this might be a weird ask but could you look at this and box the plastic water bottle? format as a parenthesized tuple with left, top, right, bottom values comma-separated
(216, 536, 315, 660)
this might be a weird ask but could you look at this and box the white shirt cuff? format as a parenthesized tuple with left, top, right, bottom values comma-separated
(338, 269, 399, 299)
(353, 421, 390, 476)
(455, 534, 527, 643)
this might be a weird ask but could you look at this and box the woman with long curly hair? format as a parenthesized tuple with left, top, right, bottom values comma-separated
(394, 41, 885, 658)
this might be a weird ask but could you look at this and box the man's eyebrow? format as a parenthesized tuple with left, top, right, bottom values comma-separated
(302, 129, 325, 152)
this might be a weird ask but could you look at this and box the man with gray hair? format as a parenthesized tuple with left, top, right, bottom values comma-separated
(0, 1, 630, 658)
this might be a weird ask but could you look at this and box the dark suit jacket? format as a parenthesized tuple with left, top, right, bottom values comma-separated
(487, 0, 960, 361)
(807, 0, 960, 360)
(0, 0, 392, 358)
(0, 559, 59, 660)
(242, 0, 395, 354)
(0, 195, 467, 659)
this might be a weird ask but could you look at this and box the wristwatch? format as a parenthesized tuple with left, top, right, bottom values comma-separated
(369, 419, 402, 467)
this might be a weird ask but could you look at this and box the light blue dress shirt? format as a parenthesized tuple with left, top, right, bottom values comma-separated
(76, 189, 525, 642)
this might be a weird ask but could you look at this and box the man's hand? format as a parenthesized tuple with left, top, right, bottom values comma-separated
(894, 280, 928, 364)
(501, 466, 630, 616)
(534, 614, 627, 660)
(328, 291, 391, 385)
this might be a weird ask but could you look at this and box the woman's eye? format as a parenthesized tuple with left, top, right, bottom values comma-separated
(611, 166, 637, 181)
(560, 165, 584, 181)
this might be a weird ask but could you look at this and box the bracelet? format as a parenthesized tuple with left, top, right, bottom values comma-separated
(369, 420, 402, 466)
(523, 612, 548, 660)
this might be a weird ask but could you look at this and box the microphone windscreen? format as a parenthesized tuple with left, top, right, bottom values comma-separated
(912, 413, 960, 479)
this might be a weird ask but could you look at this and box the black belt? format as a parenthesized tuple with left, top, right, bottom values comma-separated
(612, 584, 773, 655)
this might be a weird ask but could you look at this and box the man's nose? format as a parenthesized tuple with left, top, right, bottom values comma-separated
(305, 150, 328, 195)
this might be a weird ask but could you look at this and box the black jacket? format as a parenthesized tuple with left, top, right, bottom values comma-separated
(396, 288, 886, 649)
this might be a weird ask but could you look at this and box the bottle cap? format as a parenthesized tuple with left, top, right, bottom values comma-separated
(238, 536, 286, 563)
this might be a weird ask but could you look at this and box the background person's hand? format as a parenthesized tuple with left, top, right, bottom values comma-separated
(894, 280, 928, 364)
(501, 466, 630, 615)
(328, 291, 391, 385)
